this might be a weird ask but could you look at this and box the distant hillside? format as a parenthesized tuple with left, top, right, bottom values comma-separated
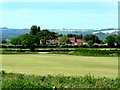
(1, 27, 29, 38)
(1, 27, 119, 40)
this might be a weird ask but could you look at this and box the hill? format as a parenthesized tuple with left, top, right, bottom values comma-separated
(1, 27, 119, 40)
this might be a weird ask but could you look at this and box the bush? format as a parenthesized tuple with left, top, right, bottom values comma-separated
(2, 72, 120, 88)
(73, 48, 119, 56)
(80, 44, 89, 48)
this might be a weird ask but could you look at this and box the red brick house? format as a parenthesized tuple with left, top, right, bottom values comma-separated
(75, 39, 86, 45)
(69, 38, 86, 45)
(69, 38, 75, 44)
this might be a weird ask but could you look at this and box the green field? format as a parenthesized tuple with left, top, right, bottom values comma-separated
(2, 54, 118, 78)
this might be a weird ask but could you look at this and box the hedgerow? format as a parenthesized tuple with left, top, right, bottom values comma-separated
(73, 48, 119, 56)
(1, 71, 120, 89)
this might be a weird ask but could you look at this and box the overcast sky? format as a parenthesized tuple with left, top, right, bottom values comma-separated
(1, 1, 119, 29)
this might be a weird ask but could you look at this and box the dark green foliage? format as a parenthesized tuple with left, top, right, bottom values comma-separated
(59, 35, 70, 45)
(19, 34, 40, 51)
(74, 48, 119, 56)
(2, 47, 119, 56)
(11, 34, 40, 47)
(67, 34, 83, 39)
(30, 25, 41, 35)
(37, 26, 41, 32)
(11, 37, 21, 46)
(1, 71, 120, 89)
(36, 29, 58, 45)
(105, 36, 116, 47)
(36, 29, 50, 39)
(47, 32, 58, 39)
(80, 44, 89, 48)
(10, 34, 39, 51)
(0, 38, 7, 44)
(1, 51, 38, 54)
(83, 34, 101, 43)
(87, 40, 94, 47)
(49, 48, 119, 57)
(114, 35, 120, 47)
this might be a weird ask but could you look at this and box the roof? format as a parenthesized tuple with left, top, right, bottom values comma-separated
(76, 39, 85, 43)
(69, 38, 75, 41)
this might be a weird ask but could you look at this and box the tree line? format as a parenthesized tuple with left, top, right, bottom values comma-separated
(1, 25, 120, 50)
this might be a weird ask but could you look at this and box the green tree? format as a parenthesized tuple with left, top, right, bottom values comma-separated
(0, 38, 7, 44)
(38, 26, 41, 32)
(36, 29, 50, 44)
(79, 34, 83, 39)
(32, 36, 40, 46)
(58, 35, 69, 45)
(114, 35, 120, 47)
(40, 38, 46, 45)
(83, 34, 101, 43)
(36, 29, 50, 38)
(36, 29, 58, 45)
(30, 25, 41, 35)
(105, 36, 116, 47)
(87, 40, 94, 47)
(20, 34, 40, 51)
(11, 37, 21, 46)
(67, 34, 83, 39)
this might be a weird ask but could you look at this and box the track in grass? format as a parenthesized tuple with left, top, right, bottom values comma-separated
(2, 54, 118, 78)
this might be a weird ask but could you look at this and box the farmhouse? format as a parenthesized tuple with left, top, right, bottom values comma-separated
(75, 39, 86, 45)
(69, 38, 86, 45)
(45, 37, 86, 46)
(69, 38, 75, 45)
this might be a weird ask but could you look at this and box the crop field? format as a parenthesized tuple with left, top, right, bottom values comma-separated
(1, 54, 118, 78)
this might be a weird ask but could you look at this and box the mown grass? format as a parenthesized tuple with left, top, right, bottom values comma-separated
(1, 71, 120, 89)
(2, 54, 118, 78)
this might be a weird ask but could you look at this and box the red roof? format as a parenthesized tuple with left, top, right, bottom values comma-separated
(69, 38, 75, 41)
(76, 39, 85, 43)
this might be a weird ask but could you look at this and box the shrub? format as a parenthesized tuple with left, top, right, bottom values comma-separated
(73, 48, 119, 56)
(1, 72, 120, 88)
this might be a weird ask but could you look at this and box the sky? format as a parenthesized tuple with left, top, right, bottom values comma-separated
(1, 1, 119, 29)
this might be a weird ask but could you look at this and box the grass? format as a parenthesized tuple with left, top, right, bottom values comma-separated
(2, 54, 118, 78)
(2, 71, 120, 88)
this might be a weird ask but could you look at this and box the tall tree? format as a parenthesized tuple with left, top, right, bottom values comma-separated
(79, 34, 83, 39)
(36, 29, 51, 44)
(11, 37, 21, 46)
(38, 26, 41, 32)
(20, 34, 40, 51)
(112, 35, 120, 47)
(115, 35, 120, 46)
(87, 40, 94, 47)
(83, 34, 101, 43)
(58, 35, 69, 45)
(105, 35, 116, 47)
(67, 34, 83, 39)
(30, 25, 40, 35)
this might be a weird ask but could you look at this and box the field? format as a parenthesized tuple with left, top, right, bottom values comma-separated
(1, 54, 118, 78)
